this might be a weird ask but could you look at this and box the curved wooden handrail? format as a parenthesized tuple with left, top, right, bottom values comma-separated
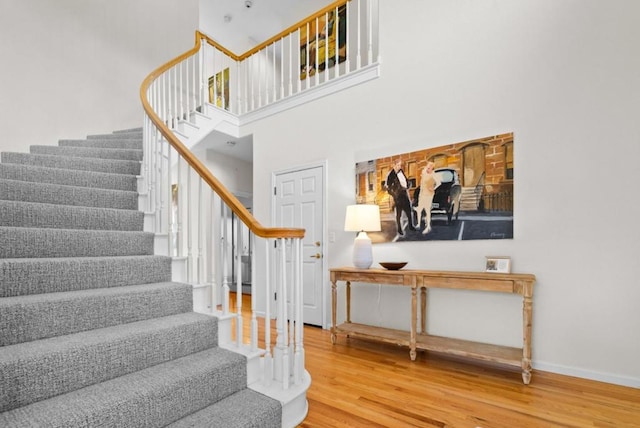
(140, 34, 304, 239)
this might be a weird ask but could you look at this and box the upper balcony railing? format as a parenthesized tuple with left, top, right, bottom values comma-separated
(151, 0, 379, 139)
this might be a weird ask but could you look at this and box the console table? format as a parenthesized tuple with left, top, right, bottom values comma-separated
(329, 267, 536, 384)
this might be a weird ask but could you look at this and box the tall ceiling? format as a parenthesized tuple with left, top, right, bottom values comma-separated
(207, 0, 335, 54)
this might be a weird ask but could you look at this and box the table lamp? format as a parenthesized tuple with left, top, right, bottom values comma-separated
(344, 204, 381, 269)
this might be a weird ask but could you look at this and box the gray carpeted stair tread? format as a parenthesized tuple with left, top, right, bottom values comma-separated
(167, 388, 281, 428)
(0, 227, 154, 258)
(0, 312, 220, 413)
(0, 162, 138, 191)
(0, 282, 193, 346)
(1, 152, 141, 175)
(59, 139, 143, 151)
(0, 255, 172, 297)
(0, 178, 138, 210)
(30, 145, 143, 162)
(0, 346, 246, 428)
(0, 200, 144, 230)
(87, 132, 142, 140)
(113, 127, 143, 134)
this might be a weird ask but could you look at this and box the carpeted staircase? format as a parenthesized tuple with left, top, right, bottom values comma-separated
(0, 129, 281, 427)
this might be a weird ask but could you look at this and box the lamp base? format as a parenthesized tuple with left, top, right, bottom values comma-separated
(353, 231, 373, 269)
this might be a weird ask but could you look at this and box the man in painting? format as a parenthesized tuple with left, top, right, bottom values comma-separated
(385, 158, 416, 236)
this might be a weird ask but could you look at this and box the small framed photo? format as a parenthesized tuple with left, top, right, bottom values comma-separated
(485, 256, 511, 273)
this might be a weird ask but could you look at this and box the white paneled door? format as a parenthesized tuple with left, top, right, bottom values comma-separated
(274, 164, 324, 326)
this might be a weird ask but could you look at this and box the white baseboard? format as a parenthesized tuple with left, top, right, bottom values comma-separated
(533, 360, 640, 388)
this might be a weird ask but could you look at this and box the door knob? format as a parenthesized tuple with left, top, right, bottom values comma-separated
(310, 253, 322, 259)
(315, 241, 321, 247)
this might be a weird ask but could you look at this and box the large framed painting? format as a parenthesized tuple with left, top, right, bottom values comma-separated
(354, 133, 514, 243)
(299, 4, 347, 80)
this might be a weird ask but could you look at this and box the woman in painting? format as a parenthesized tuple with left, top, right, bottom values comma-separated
(414, 161, 441, 234)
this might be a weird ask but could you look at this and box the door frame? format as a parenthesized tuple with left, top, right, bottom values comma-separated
(271, 160, 328, 329)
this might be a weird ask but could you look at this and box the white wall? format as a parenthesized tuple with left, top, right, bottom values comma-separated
(0, 0, 199, 152)
(246, 0, 640, 387)
(203, 149, 253, 196)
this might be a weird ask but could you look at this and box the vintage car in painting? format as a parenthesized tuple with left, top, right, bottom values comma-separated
(413, 167, 462, 225)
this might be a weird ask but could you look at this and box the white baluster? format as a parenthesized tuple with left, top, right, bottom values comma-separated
(345, 2, 351, 73)
(167, 145, 173, 256)
(161, 141, 167, 235)
(272, 42, 277, 103)
(176, 62, 184, 120)
(173, 65, 179, 125)
(250, 232, 258, 351)
(357, 0, 362, 69)
(296, 30, 301, 94)
(288, 34, 293, 97)
(193, 49, 199, 111)
(209, 192, 219, 313)
(167, 68, 173, 128)
(144, 100, 152, 212)
(222, 204, 230, 314)
(294, 238, 304, 384)
(235, 219, 243, 347)
(334, 6, 340, 78)
(187, 167, 193, 283)
(200, 43, 206, 110)
(154, 138, 162, 233)
(314, 17, 320, 86)
(149, 126, 156, 218)
(212, 48, 217, 107)
(280, 238, 290, 389)
(287, 239, 295, 378)
(243, 59, 248, 113)
(184, 58, 190, 119)
(247, 54, 256, 111)
(235, 59, 241, 115)
(197, 177, 204, 285)
(258, 51, 263, 107)
(221, 51, 227, 109)
(175, 158, 181, 257)
(273, 240, 284, 383)
(368, 0, 374, 64)
(323, 12, 329, 82)
(263, 238, 273, 386)
(280, 38, 285, 99)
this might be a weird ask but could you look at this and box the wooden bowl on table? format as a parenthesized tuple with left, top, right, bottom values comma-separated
(379, 262, 407, 270)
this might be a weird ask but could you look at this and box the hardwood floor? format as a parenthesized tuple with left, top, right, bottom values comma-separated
(229, 294, 640, 427)
(299, 325, 640, 428)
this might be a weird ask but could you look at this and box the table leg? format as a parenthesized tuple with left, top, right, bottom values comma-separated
(521, 281, 533, 384)
(420, 287, 427, 334)
(410, 286, 417, 361)
(346, 281, 351, 324)
(331, 279, 337, 344)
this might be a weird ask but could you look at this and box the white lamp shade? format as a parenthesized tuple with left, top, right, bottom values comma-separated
(344, 204, 381, 232)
